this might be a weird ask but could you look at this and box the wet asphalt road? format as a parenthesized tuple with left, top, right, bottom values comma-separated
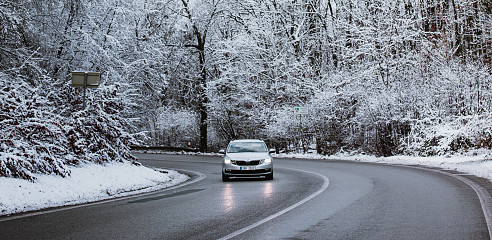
(0, 153, 489, 239)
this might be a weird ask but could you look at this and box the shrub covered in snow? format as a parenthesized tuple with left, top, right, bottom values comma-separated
(0, 72, 136, 181)
(402, 115, 492, 156)
(0, 73, 71, 181)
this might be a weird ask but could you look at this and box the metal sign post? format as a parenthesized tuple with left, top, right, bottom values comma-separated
(83, 72, 87, 109)
(71, 71, 101, 109)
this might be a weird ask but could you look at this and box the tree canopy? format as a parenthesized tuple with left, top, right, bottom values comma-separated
(1, 0, 491, 179)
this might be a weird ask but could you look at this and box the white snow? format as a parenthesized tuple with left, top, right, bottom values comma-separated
(0, 162, 189, 216)
(274, 150, 492, 181)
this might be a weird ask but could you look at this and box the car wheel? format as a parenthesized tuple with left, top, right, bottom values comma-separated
(265, 172, 273, 180)
(222, 172, 229, 182)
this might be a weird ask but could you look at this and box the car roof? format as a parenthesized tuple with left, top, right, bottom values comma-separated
(230, 139, 265, 143)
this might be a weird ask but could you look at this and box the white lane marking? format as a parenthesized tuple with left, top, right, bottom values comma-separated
(217, 168, 330, 240)
(404, 165, 492, 239)
(0, 168, 206, 222)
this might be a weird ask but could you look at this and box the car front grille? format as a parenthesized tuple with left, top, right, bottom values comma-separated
(228, 169, 271, 174)
(233, 160, 261, 166)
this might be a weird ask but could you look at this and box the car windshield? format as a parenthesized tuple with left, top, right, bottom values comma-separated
(227, 142, 267, 153)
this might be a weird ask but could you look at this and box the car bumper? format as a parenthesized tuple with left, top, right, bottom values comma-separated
(222, 163, 273, 177)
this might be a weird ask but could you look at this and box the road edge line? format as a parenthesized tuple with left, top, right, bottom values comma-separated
(217, 168, 329, 240)
(403, 165, 492, 239)
(0, 168, 206, 222)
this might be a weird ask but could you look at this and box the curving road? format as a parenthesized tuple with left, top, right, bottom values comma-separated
(0, 153, 490, 239)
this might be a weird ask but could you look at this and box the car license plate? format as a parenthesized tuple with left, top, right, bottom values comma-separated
(240, 166, 256, 170)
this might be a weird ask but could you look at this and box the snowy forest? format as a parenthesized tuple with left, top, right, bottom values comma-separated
(1, 0, 491, 180)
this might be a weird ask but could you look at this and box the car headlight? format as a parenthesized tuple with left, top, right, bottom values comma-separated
(264, 157, 272, 163)
(224, 156, 232, 164)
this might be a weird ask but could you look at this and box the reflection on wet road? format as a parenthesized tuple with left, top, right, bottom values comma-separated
(263, 182, 273, 199)
(222, 183, 234, 213)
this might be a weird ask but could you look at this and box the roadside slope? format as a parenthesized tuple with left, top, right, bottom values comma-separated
(0, 162, 189, 216)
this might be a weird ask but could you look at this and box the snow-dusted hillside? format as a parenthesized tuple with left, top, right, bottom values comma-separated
(1, 73, 137, 181)
(0, 162, 189, 216)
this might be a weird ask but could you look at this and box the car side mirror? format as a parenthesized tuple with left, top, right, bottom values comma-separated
(269, 149, 276, 154)
(219, 149, 226, 154)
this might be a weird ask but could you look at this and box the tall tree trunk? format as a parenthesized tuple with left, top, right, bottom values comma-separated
(181, 0, 209, 152)
(450, 0, 462, 57)
(197, 39, 208, 152)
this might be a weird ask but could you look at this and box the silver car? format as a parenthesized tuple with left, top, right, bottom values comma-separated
(221, 139, 273, 181)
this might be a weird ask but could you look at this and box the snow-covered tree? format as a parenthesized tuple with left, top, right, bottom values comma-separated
(2, 0, 491, 180)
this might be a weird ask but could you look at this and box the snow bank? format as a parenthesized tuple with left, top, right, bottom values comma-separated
(0, 162, 189, 216)
(274, 151, 492, 181)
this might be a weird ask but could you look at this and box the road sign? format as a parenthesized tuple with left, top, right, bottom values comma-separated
(71, 71, 101, 109)
(71, 72, 100, 88)
(294, 106, 308, 115)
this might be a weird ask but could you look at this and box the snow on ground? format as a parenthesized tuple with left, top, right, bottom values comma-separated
(135, 149, 492, 181)
(0, 162, 189, 216)
(274, 150, 492, 181)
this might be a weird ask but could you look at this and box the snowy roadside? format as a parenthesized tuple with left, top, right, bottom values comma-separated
(0, 162, 189, 216)
(133, 149, 492, 181)
(274, 151, 492, 181)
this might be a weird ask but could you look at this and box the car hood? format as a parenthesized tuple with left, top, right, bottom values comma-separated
(226, 152, 271, 161)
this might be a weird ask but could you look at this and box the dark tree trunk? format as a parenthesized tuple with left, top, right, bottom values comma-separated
(181, 0, 209, 152)
(198, 40, 208, 153)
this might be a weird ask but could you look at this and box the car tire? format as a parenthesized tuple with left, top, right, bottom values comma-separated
(265, 172, 273, 180)
(222, 172, 229, 182)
